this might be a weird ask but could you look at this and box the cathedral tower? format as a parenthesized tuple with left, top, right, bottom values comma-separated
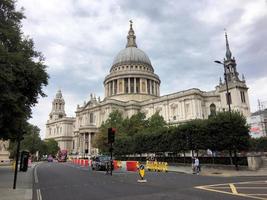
(218, 32, 250, 116)
(49, 90, 66, 120)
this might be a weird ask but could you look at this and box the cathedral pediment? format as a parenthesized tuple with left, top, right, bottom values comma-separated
(83, 100, 98, 110)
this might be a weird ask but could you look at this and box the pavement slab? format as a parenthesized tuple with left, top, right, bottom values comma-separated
(0, 164, 34, 200)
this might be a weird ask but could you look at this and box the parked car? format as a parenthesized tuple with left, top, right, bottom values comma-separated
(47, 155, 53, 162)
(91, 155, 112, 171)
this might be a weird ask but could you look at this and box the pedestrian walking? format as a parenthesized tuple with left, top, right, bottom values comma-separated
(194, 157, 200, 175)
(191, 156, 195, 174)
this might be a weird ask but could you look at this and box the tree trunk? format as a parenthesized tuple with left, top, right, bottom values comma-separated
(234, 149, 239, 171)
(183, 151, 186, 164)
(229, 150, 233, 165)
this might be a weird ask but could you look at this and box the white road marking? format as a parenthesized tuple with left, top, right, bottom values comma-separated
(34, 165, 39, 183)
(196, 180, 267, 200)
(229, 184, 238, 194)
(36, 189, 42, 200)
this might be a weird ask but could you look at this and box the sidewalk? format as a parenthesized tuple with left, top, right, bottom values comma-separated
(168, 164, 267, 177)
(0, 163, 35, 200)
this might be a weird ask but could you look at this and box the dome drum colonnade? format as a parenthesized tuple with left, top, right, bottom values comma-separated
(104, 21, 161, 102)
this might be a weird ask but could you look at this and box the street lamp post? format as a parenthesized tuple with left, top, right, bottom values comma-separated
(214, 60, 231, 113)
(215, 60, 238, 170)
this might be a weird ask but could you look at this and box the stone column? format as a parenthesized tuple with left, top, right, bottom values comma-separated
(105, 85, 107, 97)
(83, 133, 86, 156)
(122, 78, 125, 94)
(108, 82, 111, 96)
(117, 79, 119, 94)
(89, 133, 92, 155)
(151, 79, 153, 94)
(112, 80, 115, 94)
(134, 78, 136, 93)
(191, 99, 196, 118)
(182, 100, 185, 119)
(128, 78, 130, 93)
(145, 79, 148, 94)
(154, 81, 157, 95)
(79, 134, 82, 155)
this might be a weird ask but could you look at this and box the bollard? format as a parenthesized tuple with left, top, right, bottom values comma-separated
(12, 161, 16, 171)
(137, 164, 147, 183)
(85, 160, 89, 167)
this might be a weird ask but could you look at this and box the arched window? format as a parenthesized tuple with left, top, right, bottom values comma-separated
(210, 103, 216, 116)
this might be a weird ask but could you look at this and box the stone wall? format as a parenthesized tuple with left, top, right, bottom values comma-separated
(247, 155, 263, 170)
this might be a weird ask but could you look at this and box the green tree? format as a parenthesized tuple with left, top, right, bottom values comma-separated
(44, 139, 59, 156)
(20, 124, 42, 155)
(0, 0, 49, 140)
(93, 110, 125, 153)
(123, 112, 147, 136)
(145, 111, 167, 134)
(210, 111, 250, 152)
(8, 123, 43, 158)
(249, 137, 267, 152)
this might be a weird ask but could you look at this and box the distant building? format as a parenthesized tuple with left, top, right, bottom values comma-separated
(45, 22, 251, 156)
(247, 109, 267, 138)
(45, 90, 75, 152)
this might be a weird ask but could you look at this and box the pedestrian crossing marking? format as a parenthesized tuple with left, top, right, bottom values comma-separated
(195, 180, 267, 200)
(229, 183, 238, 194)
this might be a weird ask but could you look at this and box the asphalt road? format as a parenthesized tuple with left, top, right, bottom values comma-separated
(33, 162, 267, 200)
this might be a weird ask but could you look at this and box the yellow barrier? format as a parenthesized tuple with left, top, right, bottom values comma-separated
(12, 161, 16, 171)
(145, 161, 168, 172)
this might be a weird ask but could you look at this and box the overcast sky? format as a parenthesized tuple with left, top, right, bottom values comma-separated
(16, 0, 267, 138)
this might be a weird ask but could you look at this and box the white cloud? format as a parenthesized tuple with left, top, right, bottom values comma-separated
(15, 0, 267, 138)
(248, 77, 267, 111)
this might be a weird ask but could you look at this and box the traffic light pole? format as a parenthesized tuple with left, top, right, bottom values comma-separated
(110, 142, 113, 176)
(13, 136, 21, 189)
(108, 127, 115, 176)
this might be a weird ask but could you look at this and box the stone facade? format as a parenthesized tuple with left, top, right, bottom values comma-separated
(45, 90, 75, 152)
(45, 22, 250, 156)
(0, 140, 10, 164)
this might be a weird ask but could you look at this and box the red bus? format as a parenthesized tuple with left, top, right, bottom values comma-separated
(57, 150, 67, 162)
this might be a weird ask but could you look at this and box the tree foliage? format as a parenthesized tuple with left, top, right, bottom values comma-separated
(44, 139, 60, 156)
(0, 0, 49, 140)
(94, 110, 250, 156)
(9, 123, 43, 158)
(249, 137, 267, 152)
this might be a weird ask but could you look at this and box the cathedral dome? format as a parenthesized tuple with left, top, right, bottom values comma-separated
(104, 21, 160, 102)
(112, 47, 151, 67)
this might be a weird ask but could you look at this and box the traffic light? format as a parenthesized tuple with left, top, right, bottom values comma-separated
(108, 127, 115, 144)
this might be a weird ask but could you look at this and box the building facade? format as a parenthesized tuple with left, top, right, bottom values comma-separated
(247, 107, 267, 138)
(46, 22, 250, 156)
(45, 90, 75, 152)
